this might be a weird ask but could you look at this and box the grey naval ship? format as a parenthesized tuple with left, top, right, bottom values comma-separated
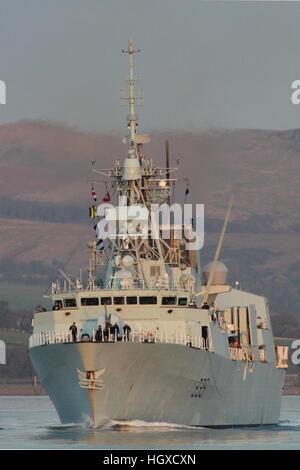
(29, 40, 288, 428)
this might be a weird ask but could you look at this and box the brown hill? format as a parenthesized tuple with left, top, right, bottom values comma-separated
(0, 121, 300, 314)
(0, 121, 299, 227)
(0, 120, 120, 204)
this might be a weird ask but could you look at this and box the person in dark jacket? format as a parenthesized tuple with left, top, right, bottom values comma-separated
(103, 325, 109, 342)
(111, 322, 120, 340)
(69, 322, 77, 342)
(95, 325, 102, 342)
(201, 302, 210, 309)
(123, 323, 131, 341)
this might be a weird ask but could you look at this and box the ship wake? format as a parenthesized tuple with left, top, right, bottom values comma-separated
(44, 419, 199, 432)
(107, 419, 200, 432)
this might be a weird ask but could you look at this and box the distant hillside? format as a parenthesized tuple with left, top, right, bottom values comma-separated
(0, 121, 300, 314)
(0, 121, 300, 226)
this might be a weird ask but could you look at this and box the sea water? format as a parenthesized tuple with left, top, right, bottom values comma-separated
(0, 395, 299, 450)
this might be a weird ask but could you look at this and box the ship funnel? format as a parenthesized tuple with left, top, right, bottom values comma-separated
(203, 261, 228, 285)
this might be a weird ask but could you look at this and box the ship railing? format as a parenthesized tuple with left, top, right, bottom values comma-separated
(229, 347, 253, 362)
(51, 280, 194, 294)
(29, 328, 212, 352)
(258, 349, 267, 363)
(29, 330, 72, 347)
(129, 330, 211, 350)
(275, 345, 289, 369)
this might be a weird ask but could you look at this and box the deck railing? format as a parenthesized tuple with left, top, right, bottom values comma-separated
(229, 347, 255, 363)
(275, 345, 289, 369)
(51, 281, 193, 294)
(30, 330, 282, 365)
(230, 345, 289, 367)
(29, 329, 212, 351)
(258, 349, 267, 363)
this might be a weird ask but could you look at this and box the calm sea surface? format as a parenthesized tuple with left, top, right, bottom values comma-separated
(0, 395, 299, 450)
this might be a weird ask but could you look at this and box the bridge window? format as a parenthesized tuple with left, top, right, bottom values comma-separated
(101, 297, 112, 305)
(139, 296, 157, 304)
(63, 298, 77, 308)
(81, 297, 99, 306)
(53, 300, 63, 310)
(114, 297, 125, 305)
(162, 297, 176, 305)
(126, 296, 137, 304)
(178, 298, 188, 306)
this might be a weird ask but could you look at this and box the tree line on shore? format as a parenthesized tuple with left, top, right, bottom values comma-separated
(1, 195, 300, 232)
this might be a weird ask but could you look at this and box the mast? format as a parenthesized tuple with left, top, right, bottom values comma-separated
(89, 40, 184, 290)
(121, 40, 143, 205)
(166, 140, 171, 206)
(122, 39, 141, 149)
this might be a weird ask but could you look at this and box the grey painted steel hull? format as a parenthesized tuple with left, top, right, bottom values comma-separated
(29, 342, 285, 427)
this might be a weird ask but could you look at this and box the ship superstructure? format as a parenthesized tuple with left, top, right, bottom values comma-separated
(29, 41, 288, 427)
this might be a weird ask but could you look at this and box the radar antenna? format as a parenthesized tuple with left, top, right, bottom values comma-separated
(121, 39, 142, 149)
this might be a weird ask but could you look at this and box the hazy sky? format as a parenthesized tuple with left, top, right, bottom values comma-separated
(1, 0, 300, 133)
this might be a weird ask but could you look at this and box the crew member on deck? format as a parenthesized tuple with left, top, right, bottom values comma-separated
(111, 322, 120, 340)
(69, 322, 77, 342)
(103, 325, 109, 342)
(201, 302, 210, 309)
(95, 325, 103, 342)
(123, 323, 131, 341)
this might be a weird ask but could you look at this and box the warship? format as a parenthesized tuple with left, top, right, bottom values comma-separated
(29, 40, 288, 427)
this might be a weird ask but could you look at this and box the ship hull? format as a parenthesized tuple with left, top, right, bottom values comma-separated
(29, 342, 285, 427)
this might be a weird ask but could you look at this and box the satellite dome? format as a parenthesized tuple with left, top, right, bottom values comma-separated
(203, 261, 228, 285)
